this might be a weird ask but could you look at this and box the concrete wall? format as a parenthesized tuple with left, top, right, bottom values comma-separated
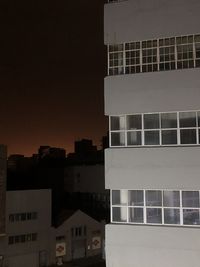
(106, 223, 200, 267)
(104, 0, 200, 44)
(105, 147, 200, 190)
(105, 69, 200, 115)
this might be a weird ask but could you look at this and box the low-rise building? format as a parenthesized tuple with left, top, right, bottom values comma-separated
(52, 210, 104, 263)
(4, 189, 52, 267)
(0, 189, 104, 267)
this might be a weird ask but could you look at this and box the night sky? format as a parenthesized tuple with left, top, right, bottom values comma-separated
(0, 0, 107, 156)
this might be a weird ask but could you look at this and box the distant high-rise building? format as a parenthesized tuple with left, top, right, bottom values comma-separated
(104, 0, 200, 266)
(74, 139, 97, 154)
(0, 145, 6, 237)
(38, 146, 66, 159)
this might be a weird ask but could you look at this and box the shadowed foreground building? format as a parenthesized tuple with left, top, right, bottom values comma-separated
(2, 189, 104, 267)
(0, 145, 7, 265)
(0, 145, 7, 235)
(104, 0, 200, 266)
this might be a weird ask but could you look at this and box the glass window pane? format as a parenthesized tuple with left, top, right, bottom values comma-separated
(112, 190, 128, 205)
(128, 190, 143, 206)
(162, 130, 177, 145)
(127, 131, 141, 146)
(111, 132, 125, 146)
(182, 191, 199, 207)
(112, 207, 127, 222)
(110, 116, 125, 130)
(146, 190, 162, 206)
(180, 129, 196, 144)
(146, 208, 162, 224)
(129, 208, 143, 223)
(183, 209, 200, 225)
(195, 35, 200, 42)
(144, 131, 160, 145)
(164, 208, 180, 224)
(9, 237, 14, 244)
(161, 113, 177, 128)
(127, 115, 142, 130)
(179, 112, 197, 127)
(198, 111, 200, 127)
(163, 191, 180, 207)
(144, 114, 159, 129)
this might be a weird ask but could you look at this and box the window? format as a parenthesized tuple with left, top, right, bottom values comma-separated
(164, 209, 180, 224)
(111, 189, 200, 227)
(56, 235, 65, 241)
(9, 215, 14, 222)
(21, 213, 26, 221)
(163, 191, 180, 207)
(71, 226, 84, 238)
(84, 226, 87, 236)
(108, 34, 200, 76)
(146, 208, 162, 224)
(110, 110, 200, 147)
(112, 207, 127, 222)
(128, 190, 143, 206)
(141, 40, 158, 73)
(179, 112, 197, 144)
(112, 190, 127, 205)
(9, 212, 38, 222)
(146, 190, 162, 206)
(112, 190, 128, 222)
(129, 207, 143, 223)
(143, 114, 160, 145)
(159, 37, 176, 71)
(108, 44, 124, 75)
(176, 36, 194, 69)
(195, 35, 200, 67)
(125, 42, 141, 74)
(8, 236, 14, 245)
(182, 191, 199, 207)
(8, 233, 37, 245)
(127, 115, 142, 145)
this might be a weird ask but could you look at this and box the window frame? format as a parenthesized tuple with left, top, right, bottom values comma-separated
(111, 189, 200, 227)
(108, 34, 200, 76)
(109, 110, 200, 148)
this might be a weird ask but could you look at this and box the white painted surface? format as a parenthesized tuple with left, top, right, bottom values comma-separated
(106, 224, 200, 267)
(105, 0, 200, 44)
(105, 69, 200, 115)
(105, 147, 200, 189)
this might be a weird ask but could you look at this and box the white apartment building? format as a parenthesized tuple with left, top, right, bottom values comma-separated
(104, 0, 200, 266)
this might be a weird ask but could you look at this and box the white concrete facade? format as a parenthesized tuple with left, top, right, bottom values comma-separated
(104, 1, 200, 267)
